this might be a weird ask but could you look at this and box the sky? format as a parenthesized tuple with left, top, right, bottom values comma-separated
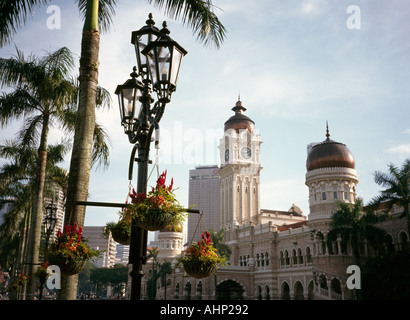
(1, 0, 410, 230)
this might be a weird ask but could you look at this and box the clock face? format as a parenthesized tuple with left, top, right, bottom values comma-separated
(241, 147, 252, 159)
(225, 149, 229, 161)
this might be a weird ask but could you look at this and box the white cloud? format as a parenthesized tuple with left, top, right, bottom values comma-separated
(386, 144, 410, 156)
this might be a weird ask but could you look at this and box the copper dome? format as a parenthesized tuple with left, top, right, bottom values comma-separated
(224, 99, 255, 133)
(306, 126, 355, 171)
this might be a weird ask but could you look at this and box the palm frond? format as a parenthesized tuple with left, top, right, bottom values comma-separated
(0, 87, 40, 127)
(17, 114, 43, 148)
(0, 48, 39, 88)
(147, 0, 226, 49)
(96, 85, 112, 110)
(39, 47, 75, 81)
(91, 121, 111, 170)
(0, 0, 51, 47)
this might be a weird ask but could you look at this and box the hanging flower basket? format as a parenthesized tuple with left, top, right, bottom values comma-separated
(134, 208, 174, 231)
(129, 170, 186, 232)
(8, 272, 30, 292)
(48, 223, 100, 276)
(34, 262, 50, 282)
(104, 208, 132, 245)
(177, 231, 226, 279)
(110, 222, 131, 245)
(48, 256, 87, 276)
(182, 259, 218, 279)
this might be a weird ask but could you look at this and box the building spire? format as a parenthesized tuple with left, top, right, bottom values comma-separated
(326, 121, 330, 141)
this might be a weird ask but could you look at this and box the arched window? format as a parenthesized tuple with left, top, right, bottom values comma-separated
(294, 281, 304, 300)
(239, 256, 243, 266)
(285, 250, 290, 266)
(261, 253, 265, 267)
(399, 231, 409, 252)
(321, 186, 327, 201)
(256, 254, 260, 267)
(343, 186, 349, 201)
(330, 278, 342, 295)
(265, 285, 270, 300)
(281, 282, 290, 300)
(292, 249, 297, 265)
(265, 252, 269, 267)
(257, 285, 262, 300)
(280, 251, 284, 267)
(332, 186, 338, 199)
(297, 248, 303, 264)
(306, 246, 312, 263)
(319, 274, 328, 290)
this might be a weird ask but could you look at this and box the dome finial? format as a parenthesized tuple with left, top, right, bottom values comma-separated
(326, 121, 330, 141)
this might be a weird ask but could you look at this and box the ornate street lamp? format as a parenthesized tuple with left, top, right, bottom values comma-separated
(142, 21, 187, 103)
(39, 199, 57, 300)
(131, 13, 161, 78)
(115, 67, 143, 142)
(116, 13, 187, 300)
(44, 200, 57, 244)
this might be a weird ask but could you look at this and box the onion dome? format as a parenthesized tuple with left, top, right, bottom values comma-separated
(224, 98, 255, 133)
(306, 124, 355, 171)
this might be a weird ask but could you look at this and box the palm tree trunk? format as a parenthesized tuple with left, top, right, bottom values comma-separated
(59, 0, 99, 300)
(25, 113, 50, 300)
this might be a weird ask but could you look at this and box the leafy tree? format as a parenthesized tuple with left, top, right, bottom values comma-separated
(0, 139, 70, 296)
(159, 260, 172, 299)
(146, 246, 159, 299)
(89, 264, 128, 299)
(209, 228, 231, 261)
(327, 199, 388, 300)
(328, 199, 387, 267)
(0, 48, 111, 300)
(370, 159, 410, 235)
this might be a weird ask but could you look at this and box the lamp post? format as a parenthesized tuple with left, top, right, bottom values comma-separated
(115, 13, 187, 300)
(39, 199, 57, 300)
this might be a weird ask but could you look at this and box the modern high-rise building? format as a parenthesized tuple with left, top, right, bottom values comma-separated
(43, 183, 65, 242)
(82, 226, 116, 268)
(115, 243, 130, 265)
(187, 165, 221, 246)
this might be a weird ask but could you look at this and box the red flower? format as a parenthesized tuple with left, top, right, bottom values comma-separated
(169, 177, 174, 191)
(156, 170, 167, 188)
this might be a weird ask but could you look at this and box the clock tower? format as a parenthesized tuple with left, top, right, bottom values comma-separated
(218, 98, 262, 229)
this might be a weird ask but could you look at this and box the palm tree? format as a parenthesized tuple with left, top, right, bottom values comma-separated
(146, 246, 159, 299)
(328, 199, 387, 267)
(327, 199, 387, 299)
(0, 47, 78, 299)
(0, 46, 112, 299)
(0, 139, 70, 298)
(210, 228, 231, 260)
(370, 159, 410, 235)
(1, 0, 226, 300)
